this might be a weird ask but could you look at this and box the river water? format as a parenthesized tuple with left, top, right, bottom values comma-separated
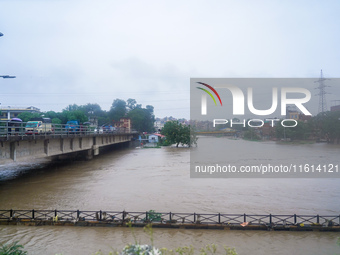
(0, 137, 340, 254)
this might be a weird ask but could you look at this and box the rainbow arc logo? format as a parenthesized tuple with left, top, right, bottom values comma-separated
(196, 82, 223, 106)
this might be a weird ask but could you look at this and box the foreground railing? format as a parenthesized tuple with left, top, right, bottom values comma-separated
(0, 209, 339, 229)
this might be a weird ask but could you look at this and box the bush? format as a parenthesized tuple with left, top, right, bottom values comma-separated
(0, 242, 27, 255)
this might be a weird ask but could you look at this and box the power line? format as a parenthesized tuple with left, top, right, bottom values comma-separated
(314, 69, 330, 114)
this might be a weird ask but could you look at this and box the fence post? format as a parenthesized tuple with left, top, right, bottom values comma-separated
(169, 212, 171, 221)
(10, 209, 13, 218)
(122, 211, 125, 222)
(32, 209, 35, 220)
(100, 210, 102, 221)
(218, 213, 221, 224)
(269, 214, 272, 225)
(194, 213, 196, 223)
(294, 214, 297, 224)
(317, 215, 319, 224)
(244, 213, 246, 223)
(77, 210, 80, 219)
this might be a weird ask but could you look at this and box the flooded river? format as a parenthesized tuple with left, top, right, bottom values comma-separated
(0, 137, 340, 254)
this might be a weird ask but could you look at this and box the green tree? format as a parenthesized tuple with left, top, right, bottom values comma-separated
(61, 110, 88, 123)
(127, 98, 137, 111)
(127, 107, 155, 133)
(64, 104, 80, 111)
(109, 99, 127, 121)
(316, 111, 340, 143)
(161, 121, 196, 147)
(275, 120, 311, 140)
(17, 112, 42, 122)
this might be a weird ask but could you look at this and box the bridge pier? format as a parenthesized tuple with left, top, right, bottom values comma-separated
(10, 142, 16, 161)
(86, 149, 93, 160)
(93, 145, 99, 156)
(44, 139, 49, 156)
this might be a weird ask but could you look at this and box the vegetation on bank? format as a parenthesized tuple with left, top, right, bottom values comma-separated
(0, 242, 27, 255)
(0, 222, 238, 255)
(161, 121, 198, 147)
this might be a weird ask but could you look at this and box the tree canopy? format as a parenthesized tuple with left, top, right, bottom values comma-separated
(109, 99, 127, 122)
(161, 121, 197, 147)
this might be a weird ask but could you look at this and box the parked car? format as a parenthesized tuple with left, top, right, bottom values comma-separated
(65, 120, 80, 133)
(94, 126, 103, 134)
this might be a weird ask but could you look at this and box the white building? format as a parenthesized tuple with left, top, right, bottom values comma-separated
(148, 133, 165, 143)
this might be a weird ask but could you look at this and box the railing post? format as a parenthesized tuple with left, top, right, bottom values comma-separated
(55, 209, 57, 217)
(317, 215, 319, 224)
(77, 210, 80, 219)
(294, 214, 297, 224)
(218, 213, 221, 224)
(10, 209, 13, 218)
(244, 213, 246, 222)
(122, 211, 125, 222)
(146, 211, 148, 221)
(169, 212, 171, 221)
(100, 210, 102, 221)
(32, 209, 35, 220)
(194, 213, 196, 222)
(269, 214, 272, 225)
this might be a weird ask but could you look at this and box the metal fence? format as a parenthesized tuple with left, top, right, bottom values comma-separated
(0, 209, 339, 227)
(0, 121, 132, 139)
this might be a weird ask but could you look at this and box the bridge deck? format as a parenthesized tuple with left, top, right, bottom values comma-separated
(0, 121, 137, 161)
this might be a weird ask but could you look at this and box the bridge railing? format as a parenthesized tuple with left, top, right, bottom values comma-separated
(0, 209, 339, 227)
(0, 121, 133, 139)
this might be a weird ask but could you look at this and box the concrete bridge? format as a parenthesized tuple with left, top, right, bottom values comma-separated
(0, 122, 138, 162)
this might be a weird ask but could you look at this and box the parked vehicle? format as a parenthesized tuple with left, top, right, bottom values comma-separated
(101, 124, 116, 133)
(8, 118, 23, 134)
(65, 120, 80, 133)
(94, 126, 103, 134)
(25, 118, 53, 135)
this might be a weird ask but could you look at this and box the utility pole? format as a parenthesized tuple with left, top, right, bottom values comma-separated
(314, 69, 330, 114)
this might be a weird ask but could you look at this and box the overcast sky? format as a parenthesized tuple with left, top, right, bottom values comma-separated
(1, 0, 340, 119)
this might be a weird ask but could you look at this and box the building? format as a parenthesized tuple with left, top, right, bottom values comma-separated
(114, 118, 131, 132)
(287, 110, 300, 120)
(0, 106, 40, 121)
(148, 133, 165, 143)
(331, 105, 340, 112)
(154, 120, 164, 131)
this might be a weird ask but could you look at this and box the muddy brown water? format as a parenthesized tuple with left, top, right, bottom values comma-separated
(0, 137, 340, 254)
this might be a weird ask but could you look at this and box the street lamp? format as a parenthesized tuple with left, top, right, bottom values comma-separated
(0, 33, 16, 79)
(0, 75, 16, 79)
